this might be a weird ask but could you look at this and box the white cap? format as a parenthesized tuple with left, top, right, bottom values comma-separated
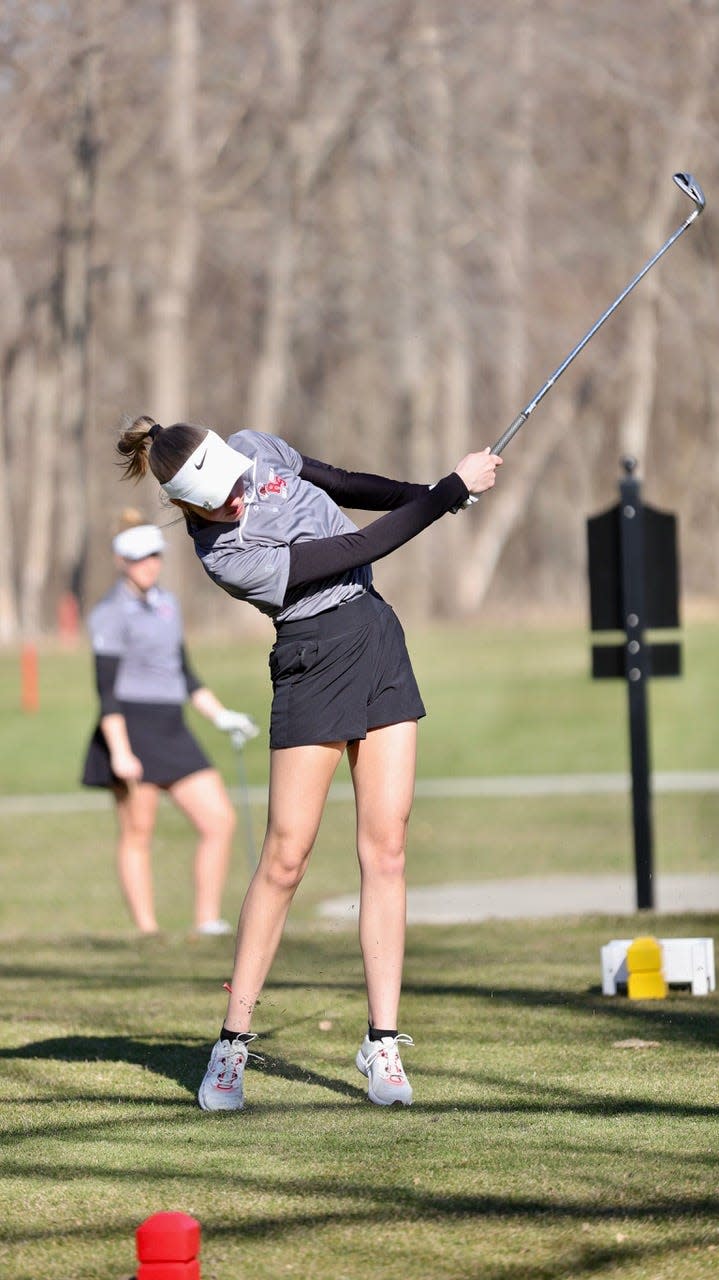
(161, 430, 254, 511)
(112, 524, 166, 561)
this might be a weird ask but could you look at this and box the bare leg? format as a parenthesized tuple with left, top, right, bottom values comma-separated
(169, 768, 236, 929)
(348, 721, 417, 1030)
(224, 742, 345, 1033)
(113, 782, 161, 933)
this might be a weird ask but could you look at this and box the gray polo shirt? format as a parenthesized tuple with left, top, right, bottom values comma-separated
(191, 431, 372, 623)
(87, 581, 192, 703)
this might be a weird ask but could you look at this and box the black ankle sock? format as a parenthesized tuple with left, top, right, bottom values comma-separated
(368, 1025, 398, 1041)
(220, 1026, 253, 1043)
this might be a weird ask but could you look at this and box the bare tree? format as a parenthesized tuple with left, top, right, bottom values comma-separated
(55, 39, 100, 607)
(19, 296, 62, 634)
(150, 0, 199, 426)
(0, 0, 717, 634)
(247, 0, 414, 438)
(619, 8, 718, 470)
(456, 0, 570, 614)
(0, 258, 24, 641)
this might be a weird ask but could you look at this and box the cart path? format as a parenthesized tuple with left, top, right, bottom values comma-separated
(318, 872, 719, 926)
(1, 769, 718, 815)
(2, 775, 716, 923)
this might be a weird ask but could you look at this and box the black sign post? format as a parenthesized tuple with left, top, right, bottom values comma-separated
(587, 457, 681, 910)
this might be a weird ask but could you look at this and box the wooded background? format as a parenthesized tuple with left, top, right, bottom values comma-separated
(0, 0, 717, 640)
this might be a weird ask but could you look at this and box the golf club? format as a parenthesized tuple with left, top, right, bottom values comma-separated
(470, 172, 705, 488)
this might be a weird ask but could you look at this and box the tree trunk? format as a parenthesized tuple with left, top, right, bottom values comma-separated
(619, 16, 716, 471)
(150, 0, 199, 427)
(248, 0, 410, 440)
(146, 0, 200, 600)
(19, 298, 61, 635)
(381, 107, 436, 618)
(458, 389, 574, 612)
(247, 177, 297, 436)
(246, 0, 301, 437)
(55, 41, 99, 608)
(0, 256, 23, 642)
(458, 0, 544, 613)
(419, 12, 472, 613)
(0, 376, 17, 642)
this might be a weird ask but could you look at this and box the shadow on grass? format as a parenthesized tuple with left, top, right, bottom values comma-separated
(2, 1175, 719, 1280)
(3, 1167, 719, 1226)
(241, 972, 719, 1049)
(0, 1035, 363, 1102)
(0, 1035, 208, 1092)
(2, 1030, 717, 1125)
(494, 982, 719, 1049)
(398, 980, 719, 1049)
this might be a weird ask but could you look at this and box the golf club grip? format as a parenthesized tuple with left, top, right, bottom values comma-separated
(461, 417, 527, 508)
(492, 411, 528, 456)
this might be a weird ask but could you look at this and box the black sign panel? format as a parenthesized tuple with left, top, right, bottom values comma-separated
(587, 503, 679, 632)
(591, 642, 681, 679)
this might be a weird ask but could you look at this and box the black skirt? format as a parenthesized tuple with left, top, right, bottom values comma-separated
(269, 589, 425, 749)
(81, 701, 211, 789)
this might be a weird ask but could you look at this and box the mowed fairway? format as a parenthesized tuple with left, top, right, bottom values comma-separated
(0, 619, 717, 1280)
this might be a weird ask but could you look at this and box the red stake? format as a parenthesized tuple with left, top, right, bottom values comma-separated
(20, 643, 39, 713)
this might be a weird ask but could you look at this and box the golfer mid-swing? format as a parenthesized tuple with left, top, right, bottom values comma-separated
(117, 418, 502, 1108)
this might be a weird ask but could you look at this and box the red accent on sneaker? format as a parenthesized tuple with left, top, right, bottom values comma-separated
(216, 1052, 239, 1090)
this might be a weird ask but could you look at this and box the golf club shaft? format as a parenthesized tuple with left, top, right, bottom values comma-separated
(490, 206, 702, 456)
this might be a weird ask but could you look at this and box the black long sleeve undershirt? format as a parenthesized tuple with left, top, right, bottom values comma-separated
(94, 654, 122, 716)
(180, 644, 202, 695)
(299, 455, 429, 510)
(286, 471, 469, 592)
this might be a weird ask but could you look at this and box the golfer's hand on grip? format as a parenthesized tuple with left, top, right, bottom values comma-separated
(454, 447, 502, 496)
(214, 708, 260, 748)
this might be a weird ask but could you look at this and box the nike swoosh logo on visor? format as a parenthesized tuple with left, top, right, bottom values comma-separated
(194, 450, 208, 470)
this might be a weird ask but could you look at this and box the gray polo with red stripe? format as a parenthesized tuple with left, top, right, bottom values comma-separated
(191, 431, 371, 623)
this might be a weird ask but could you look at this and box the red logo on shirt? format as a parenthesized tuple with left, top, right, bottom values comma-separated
(258, 471, 288, 501)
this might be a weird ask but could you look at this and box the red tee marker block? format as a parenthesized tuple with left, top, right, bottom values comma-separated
(136, 1212, 201, 1280)
(137, 1266, 199, 1280)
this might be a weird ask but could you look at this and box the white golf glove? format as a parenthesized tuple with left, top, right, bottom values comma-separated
(213, 708, 260, 749)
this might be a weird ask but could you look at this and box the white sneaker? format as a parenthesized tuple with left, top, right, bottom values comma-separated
(194, 919, 233, 937)
(197, 1034, 258, 1111)
(355, 1033, 414, 1106)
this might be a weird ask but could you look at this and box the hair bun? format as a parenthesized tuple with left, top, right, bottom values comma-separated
(117, 507, 145, 533)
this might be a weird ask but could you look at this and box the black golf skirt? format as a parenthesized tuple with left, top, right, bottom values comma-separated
(81, 700, 211, 789)
(269, 589, 425, 749)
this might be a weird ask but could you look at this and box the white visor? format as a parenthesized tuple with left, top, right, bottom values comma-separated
(112, 524, 166, 561)
(161, 430, 254, 511)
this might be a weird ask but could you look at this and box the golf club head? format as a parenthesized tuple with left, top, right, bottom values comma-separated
(673, 172, 706, 213)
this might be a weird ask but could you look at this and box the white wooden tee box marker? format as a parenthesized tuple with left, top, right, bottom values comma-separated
(601, 938, 716, 996)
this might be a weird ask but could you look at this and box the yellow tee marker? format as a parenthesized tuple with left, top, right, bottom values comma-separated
(626, 936, 667, 1000)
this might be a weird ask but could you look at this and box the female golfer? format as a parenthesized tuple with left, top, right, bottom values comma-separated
(116, 418, 501, 1107)
(82, 511, 258, 937)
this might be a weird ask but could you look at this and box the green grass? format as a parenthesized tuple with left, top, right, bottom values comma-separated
(0, 619, 717, 1278)
(1, 920, 718, 1280)
(1, 789, 718, 939)
(1, 618, 718, 794)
